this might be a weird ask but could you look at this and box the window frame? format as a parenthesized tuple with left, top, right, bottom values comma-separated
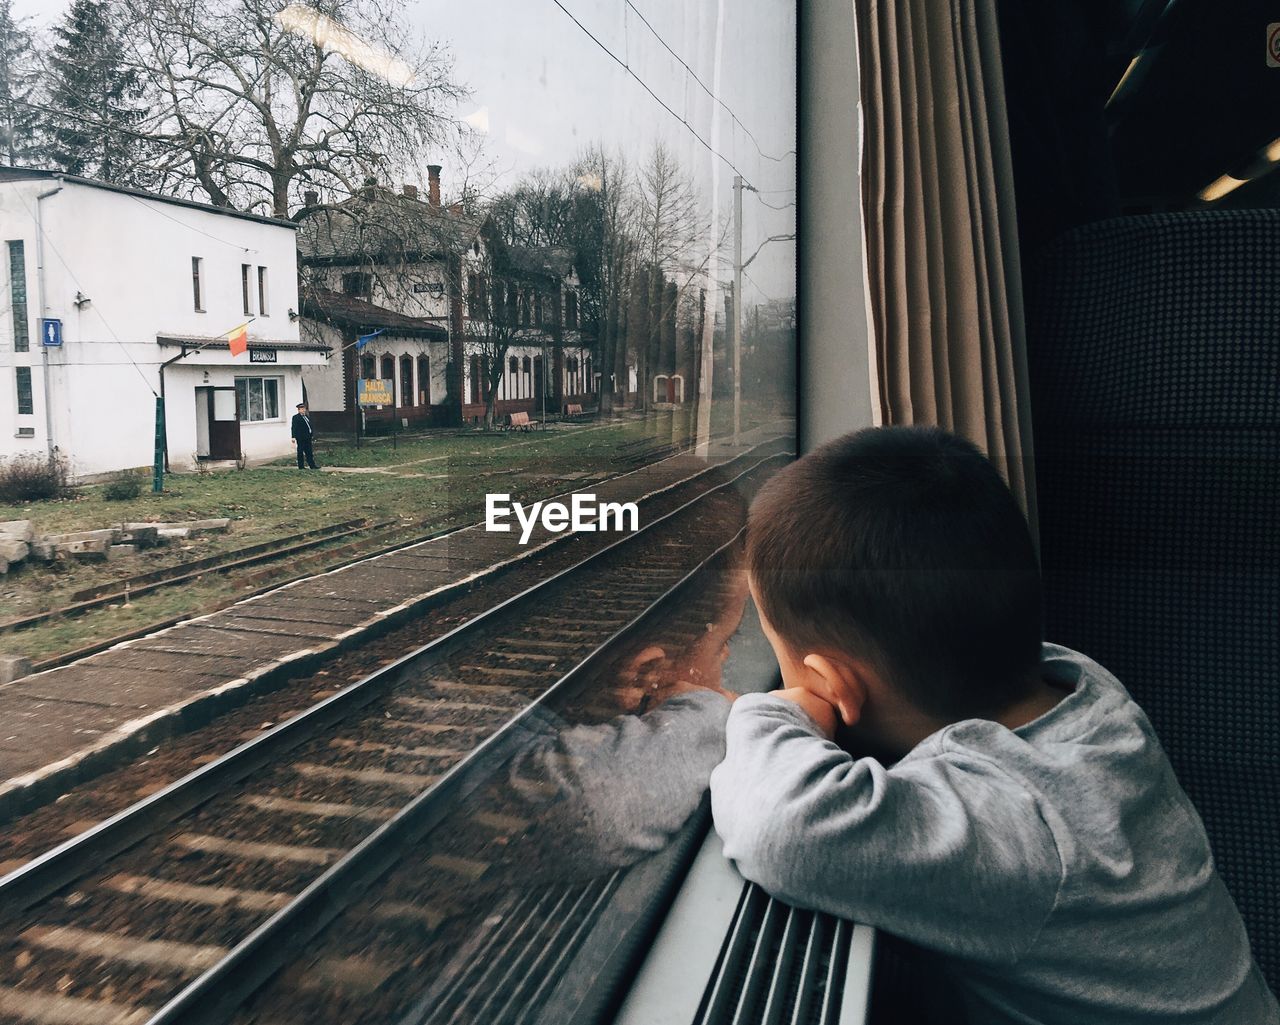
(191, 256, 205, 313)
(257, 266, 269, 316)
(233, 375, 282, 423)
(15, 365, 32, 415)
(8, 241, 28, 352)
(241, 263, 253, 316)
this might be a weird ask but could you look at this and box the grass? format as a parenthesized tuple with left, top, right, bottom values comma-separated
(0, 400, 790, 663)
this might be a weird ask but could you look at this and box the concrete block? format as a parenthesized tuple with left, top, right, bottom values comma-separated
(0, 519, 34, 542)
(109, 544, 138, 558)
(156, 527, 190, 541)
(117, 525, 159, 548)
(43, 527, 119, 546)
(0, 539, 28, 564)
(63, 538, 110, 560)
(0, 655, 31, 684)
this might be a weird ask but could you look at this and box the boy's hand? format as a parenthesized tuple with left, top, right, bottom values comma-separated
(774, 687, 838, 739)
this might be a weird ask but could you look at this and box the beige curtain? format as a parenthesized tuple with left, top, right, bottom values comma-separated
(854, 0, 1038, 529)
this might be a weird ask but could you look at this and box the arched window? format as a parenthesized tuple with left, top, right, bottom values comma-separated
(400, 354, 413, 407)
(533, 355, 543, 397)
(381, 354, 394, 381)
(417, 355, 430, 406)
(509, 355, 519, 373)
(360, 354, 375, 379)
(522, 356, 531, 373)
(469, 354, 481, 404)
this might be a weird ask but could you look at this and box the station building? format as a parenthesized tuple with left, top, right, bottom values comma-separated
(295, 168, 596, 430)
(0, 168, 325, 478)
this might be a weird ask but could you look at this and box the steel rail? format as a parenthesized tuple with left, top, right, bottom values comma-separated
(148, 506, 757, 1024)
(0, 444, 789, 920)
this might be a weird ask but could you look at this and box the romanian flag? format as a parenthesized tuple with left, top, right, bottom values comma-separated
(227, 322, 249, 357)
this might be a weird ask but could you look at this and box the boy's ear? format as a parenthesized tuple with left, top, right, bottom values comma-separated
(802, 653, 867, 727)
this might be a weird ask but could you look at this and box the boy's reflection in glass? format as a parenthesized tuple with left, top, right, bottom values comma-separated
(501, 567, 762, 879)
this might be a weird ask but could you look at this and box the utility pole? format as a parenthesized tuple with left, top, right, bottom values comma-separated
(732, 175, 743, 445)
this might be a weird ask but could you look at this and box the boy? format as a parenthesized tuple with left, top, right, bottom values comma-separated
(709, 426, 1278, 1024)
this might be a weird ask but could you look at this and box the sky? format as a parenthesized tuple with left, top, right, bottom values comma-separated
(16, 0, 797, 304)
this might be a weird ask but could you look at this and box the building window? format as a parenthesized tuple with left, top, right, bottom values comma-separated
(361, 354, 375, 379)
(417, 354, 430, 405)
(241, 264, 253, 316)
(566, 291, 578, 329)
(509, 355, 518, 374)
(15, 366, 32, 415)
(341, 272, 372, 298)
(257, 267, 269, 316)
(522, 356, 531, 374)
(400, 354, 413, 407)
(234, 376, 280, 422)
(381, 354, 395, 381)
(8, 241, 28, 352)
(191, 256, 204, 312)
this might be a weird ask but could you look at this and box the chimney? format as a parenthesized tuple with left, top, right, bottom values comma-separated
(402, 184, 418, 201)
(427, 164, 442, 208)
(303, 190, 319, 208)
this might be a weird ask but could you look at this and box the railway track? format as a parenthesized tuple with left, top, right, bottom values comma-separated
(0, 450, 788, 1025)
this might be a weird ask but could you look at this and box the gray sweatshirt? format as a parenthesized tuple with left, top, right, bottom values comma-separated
(710, 643, 1280, 1024)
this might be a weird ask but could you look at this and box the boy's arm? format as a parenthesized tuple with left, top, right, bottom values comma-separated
(709, 693, 1063, 965)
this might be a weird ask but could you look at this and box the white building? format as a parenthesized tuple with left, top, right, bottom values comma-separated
(0, 168, 327, 479)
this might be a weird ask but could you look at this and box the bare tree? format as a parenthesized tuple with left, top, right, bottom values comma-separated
(118, 0, 465, 217)
(462, 242, 522, 430)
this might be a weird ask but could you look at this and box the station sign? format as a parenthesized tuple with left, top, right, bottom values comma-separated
(358, 379, 393, 406)
(249, 348, 277, 363)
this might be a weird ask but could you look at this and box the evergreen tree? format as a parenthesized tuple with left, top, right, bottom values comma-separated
(46, 0, 141, 182)
(0, 0, 40, 166)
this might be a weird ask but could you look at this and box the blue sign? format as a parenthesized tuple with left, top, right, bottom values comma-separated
(41, 319, 62, 347)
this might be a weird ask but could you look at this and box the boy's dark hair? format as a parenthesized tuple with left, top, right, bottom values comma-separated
(747, 426, 1042, 720)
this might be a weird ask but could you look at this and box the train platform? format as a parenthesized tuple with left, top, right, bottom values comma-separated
(0, 425, 788, 821)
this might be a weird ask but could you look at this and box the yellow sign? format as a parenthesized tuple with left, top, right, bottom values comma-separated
(358, 379, 393, 406)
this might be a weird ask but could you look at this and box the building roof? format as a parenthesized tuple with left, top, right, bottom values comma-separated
(295, 184, 484, 264)
(301, 287, 448, 340)
(0, 167, 298, 229)
(157, 334, 331, 352)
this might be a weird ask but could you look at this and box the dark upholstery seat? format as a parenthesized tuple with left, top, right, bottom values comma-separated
(1026, 210, 1280, 993)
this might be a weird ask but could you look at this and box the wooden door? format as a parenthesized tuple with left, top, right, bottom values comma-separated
(208, 387, 241, 460)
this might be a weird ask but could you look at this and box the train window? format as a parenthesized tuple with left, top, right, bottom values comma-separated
(0, 0, 798, 1023)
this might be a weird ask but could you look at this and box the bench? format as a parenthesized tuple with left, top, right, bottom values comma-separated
(505, 410, 538, 432)
(564, 403, 593, 420)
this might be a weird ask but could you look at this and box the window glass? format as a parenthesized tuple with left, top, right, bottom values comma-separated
(191, 256, 203, 311)
(234, 377, 279, 422)
(15, 366, 32, 414)
(8, 241, 28, 352)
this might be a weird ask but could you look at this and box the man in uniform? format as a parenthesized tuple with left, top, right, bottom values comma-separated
(291, 402, 319, 470)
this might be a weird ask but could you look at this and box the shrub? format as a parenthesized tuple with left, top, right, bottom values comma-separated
(101, 469, 143, 502)
(0, 452, 71, 503)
